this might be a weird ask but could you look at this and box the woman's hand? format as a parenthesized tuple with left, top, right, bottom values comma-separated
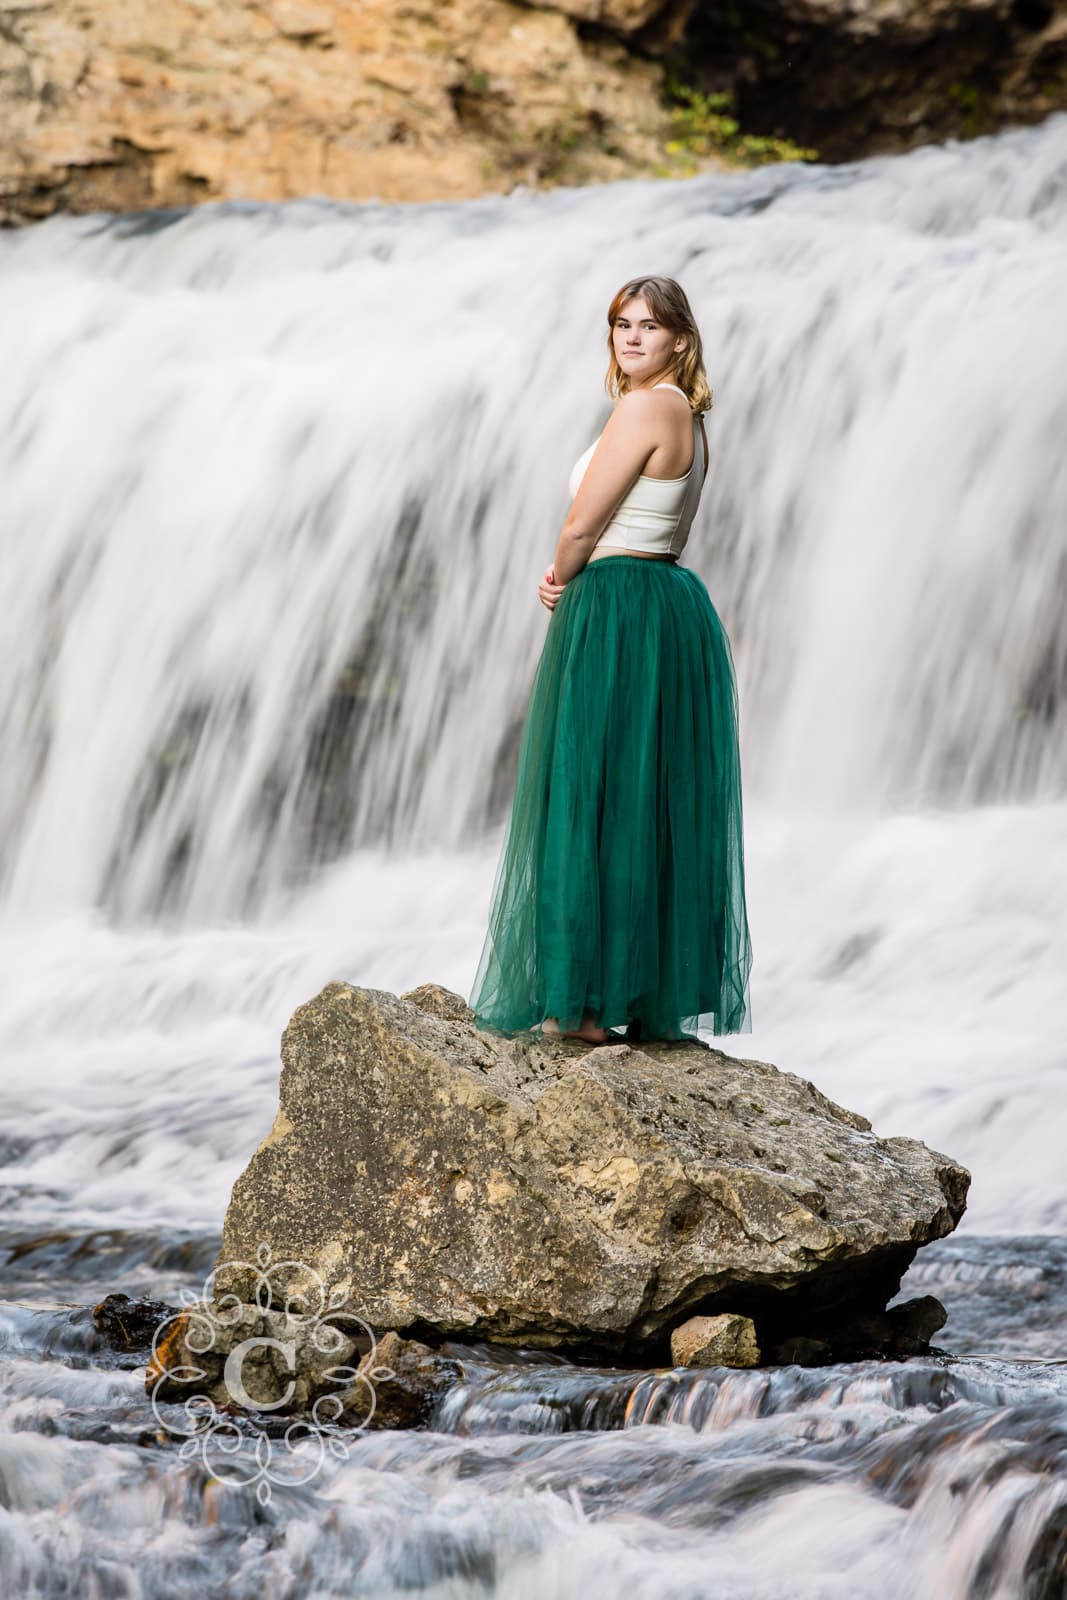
(538, 564, 567, 611)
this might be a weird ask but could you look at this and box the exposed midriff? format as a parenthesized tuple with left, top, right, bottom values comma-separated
(585, 547, 679, 562)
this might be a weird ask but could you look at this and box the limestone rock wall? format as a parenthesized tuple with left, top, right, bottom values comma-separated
(1, 0, 1063, 225)
(0, 0, 671, 225)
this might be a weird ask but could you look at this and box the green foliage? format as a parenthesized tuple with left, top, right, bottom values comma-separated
(946, 80, 997, 138)
(662, 76, 818, 169)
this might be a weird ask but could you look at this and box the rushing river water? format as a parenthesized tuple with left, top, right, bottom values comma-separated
(1, 113, 1066, 1596)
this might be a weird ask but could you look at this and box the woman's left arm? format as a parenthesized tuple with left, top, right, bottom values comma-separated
(548, 392, 660, 586)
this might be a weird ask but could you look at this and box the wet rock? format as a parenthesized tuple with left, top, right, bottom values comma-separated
(887, 1293, 950, 1354)
(147, 1300, 363, 1411)
(339, 1330, 462, 1430)
(671, 1313, 761, 1368)
(212, 980, 970, 1366)
(145, 1299, 459, 1426)
(764, 1292, 949, 1365)
(92, 1291, 179, 1355)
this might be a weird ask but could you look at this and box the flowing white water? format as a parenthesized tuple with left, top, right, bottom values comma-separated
(1, 113, 1066, 1597)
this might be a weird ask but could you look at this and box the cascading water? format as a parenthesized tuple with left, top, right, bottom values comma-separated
(1, 112, 1065, 1597)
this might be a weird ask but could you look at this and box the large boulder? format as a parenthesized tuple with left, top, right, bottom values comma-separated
(212, 980, 969, 1364)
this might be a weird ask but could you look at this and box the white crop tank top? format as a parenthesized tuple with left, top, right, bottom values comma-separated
(567, 382, 707, 559)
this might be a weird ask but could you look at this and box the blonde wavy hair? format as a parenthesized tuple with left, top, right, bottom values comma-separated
(604, 275, 713, 415)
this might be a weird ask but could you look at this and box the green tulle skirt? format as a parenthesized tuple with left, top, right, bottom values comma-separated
(469, 555, 753, 1042)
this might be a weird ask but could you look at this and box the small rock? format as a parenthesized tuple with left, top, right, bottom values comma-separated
(671, 1313, 761, 1369)
(885, 1294, 949, 1353)
(765, 1293, 950, 1365)
(92, 1291, 178, 1354)
(146, 1300, 364, 1412)
(340, 1330, 461, 1429)
(399, 983, 475, 1024)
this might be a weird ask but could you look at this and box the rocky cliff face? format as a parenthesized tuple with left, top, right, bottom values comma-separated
(0, 0, 676, 226)
(680, 0, 1067, 162)
(1, 0, 1063, 227)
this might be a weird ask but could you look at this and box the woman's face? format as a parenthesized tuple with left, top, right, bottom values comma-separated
(611, 295, 686, 386)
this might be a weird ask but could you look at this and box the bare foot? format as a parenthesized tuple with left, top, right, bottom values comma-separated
(542, 1013, 610, 1043)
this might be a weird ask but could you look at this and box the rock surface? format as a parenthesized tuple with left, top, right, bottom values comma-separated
(671, 1312, 761, 1368)
(211, 979, 969, 1365)
(342, 1329, 463, 1430)
(0, 0, 676, 227)
(92, 1291, 179, 1357)
(1, 0, 1062, 226)
(147, 1297, 460, 1425)
(682, 0, 1067, 163)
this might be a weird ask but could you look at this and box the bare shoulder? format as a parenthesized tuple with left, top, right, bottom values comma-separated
(607, 386, 684, 435)
(617, 386, 686, 413)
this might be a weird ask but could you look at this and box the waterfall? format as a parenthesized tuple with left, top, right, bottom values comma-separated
(2, 116, 1067, 1600)
(2, 116, 1064, 926)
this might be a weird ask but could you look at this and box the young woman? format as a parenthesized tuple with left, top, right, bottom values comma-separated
(469, 274, 753, 1044)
